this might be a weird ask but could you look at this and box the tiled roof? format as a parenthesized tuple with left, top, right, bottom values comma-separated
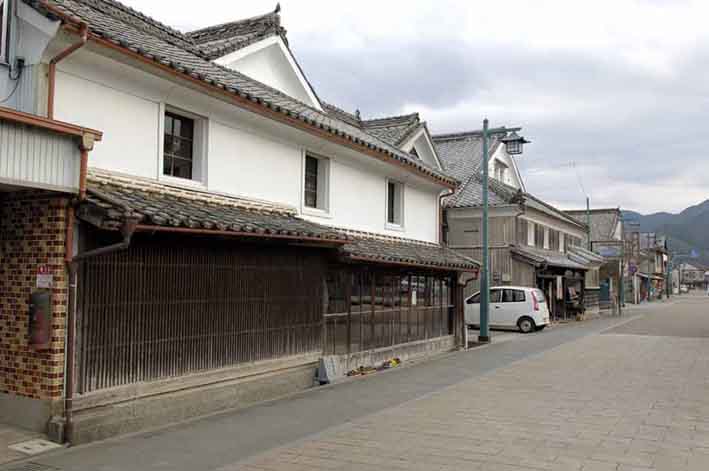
(446, 172, 524, 208)
(566, 209, 621, 242)
(361, 113, 422, 147)
(322, 103, 362, 128)
(568, 246, 606, 266)
(186, 6, 285, 60)
(433, 130, 504, 182)
(29, 0, 456, 188)
(80, 171, 479, 271)
(433, 129, 586, 229)
(79, 170, 348, 242)
(511, 246, 588, 271)
(339, 230, 480, 272)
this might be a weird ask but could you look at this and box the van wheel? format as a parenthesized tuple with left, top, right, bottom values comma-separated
(518, 317, 536, 334)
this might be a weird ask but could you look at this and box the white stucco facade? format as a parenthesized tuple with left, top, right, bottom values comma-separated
(215, 36, 322, 111)
(488, 145, 524, 190)
(52, 47, 443, 243)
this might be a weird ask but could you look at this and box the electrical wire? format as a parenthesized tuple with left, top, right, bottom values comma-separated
(571, 161, 588, 199)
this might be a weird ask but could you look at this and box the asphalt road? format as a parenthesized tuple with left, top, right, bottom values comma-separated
(2, 306, 669, 471)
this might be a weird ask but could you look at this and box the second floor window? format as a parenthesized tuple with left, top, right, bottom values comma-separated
(304, 155, 319, 208)
(386, 180, 404, 227)
(303, 154, 329, 212)
(0, 0, 9, 65)
(163, 111, 194, 180)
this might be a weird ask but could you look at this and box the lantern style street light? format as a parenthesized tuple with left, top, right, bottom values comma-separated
(500, 131, 530, 155)
(479, 122, 528, 343)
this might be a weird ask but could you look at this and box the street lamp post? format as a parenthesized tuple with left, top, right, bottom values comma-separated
(479, 119, 490, 343)
(479, 122, 528, 343)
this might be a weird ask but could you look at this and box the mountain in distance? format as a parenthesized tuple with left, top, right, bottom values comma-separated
(622, 199, 709, 266)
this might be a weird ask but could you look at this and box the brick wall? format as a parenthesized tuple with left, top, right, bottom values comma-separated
(0, 192, 68, 400)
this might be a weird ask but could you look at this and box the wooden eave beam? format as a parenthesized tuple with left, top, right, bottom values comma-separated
(0, 106, 103, 141)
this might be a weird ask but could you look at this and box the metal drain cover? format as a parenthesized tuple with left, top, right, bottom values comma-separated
(8, 439, 62, 456)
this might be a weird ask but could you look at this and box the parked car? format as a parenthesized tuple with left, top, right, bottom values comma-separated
(465, 286, 550, 333)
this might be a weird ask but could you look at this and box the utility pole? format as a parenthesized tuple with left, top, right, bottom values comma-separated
(479, 119, 490, 343)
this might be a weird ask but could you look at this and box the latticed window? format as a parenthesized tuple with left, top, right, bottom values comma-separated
(517, 219, 528, 246)
(535, 224, 545, 249)
(163, 112, 194, 179)
(304, 155, 318, 208)
(549, 230, 559, 251)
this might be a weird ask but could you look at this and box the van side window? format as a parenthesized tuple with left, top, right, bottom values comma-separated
(503, 289, 526, 303)
(490, 290, 502, 303)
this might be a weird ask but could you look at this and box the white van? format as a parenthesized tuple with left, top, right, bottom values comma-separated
(465, 286, 550, 333)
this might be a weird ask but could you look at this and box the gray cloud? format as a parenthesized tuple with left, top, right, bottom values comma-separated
(292, 32, 709, 213)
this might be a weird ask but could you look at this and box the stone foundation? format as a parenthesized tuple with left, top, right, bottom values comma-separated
(63, 354, 319, 445)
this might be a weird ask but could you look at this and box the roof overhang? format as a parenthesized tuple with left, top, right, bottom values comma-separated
(0, 105, 102, 141)
(339, 231, 481, 274)
(77, 171, 350, 246)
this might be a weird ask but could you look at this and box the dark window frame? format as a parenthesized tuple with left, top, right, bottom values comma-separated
(386, 180, 403, 226)
(304, 155, 319, 209)
(163, 111, 195, 180)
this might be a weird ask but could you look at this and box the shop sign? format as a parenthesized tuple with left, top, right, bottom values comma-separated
(36, 265, 53, 289)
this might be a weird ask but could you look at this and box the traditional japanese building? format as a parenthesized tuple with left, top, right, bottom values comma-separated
(0, 0, 478, 444)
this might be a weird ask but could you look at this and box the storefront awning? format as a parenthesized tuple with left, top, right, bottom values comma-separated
(511, 246, 588, 271)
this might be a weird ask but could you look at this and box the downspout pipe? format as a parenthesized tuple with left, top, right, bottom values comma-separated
(48, 23, 88, 119)
(438, 188, 454, 245)
(63, 217, 138, 443)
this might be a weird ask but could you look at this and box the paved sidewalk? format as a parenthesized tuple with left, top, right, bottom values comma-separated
(231, 329, 709, 470)
(0, 425, 41, 466)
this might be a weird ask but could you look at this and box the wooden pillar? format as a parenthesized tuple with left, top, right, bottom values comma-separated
(452, 272, 465, 349)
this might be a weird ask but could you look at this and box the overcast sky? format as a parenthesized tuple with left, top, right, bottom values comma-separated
(123, 0, 709, 214)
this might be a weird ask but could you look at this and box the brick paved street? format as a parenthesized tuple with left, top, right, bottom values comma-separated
(5, 296, 708, 471)
(228, 295, 709, 471)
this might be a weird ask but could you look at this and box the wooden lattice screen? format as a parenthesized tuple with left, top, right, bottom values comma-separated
(77, 237, 326, 393)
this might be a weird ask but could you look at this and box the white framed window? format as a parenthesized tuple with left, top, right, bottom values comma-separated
(386, 179, 404, 229)
(0, 0, 10, 65)
(527, 221, 535, 246)
(161, 106, 207, 185)
(559, 232, 565, 253)
(543, 227, 550, 250)
(302, 152, 330, 214)
(494, 160, 508, 182)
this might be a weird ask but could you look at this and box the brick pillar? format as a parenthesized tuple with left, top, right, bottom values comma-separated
(0, 192, 69, 402)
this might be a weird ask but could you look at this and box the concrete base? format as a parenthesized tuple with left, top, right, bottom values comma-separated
(323, 336, 456, 382)
(0, 393, 54, 433)
(62, 356, 319, 445)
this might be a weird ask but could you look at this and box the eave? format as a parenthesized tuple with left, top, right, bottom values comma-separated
(0, 105, 103, 141)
